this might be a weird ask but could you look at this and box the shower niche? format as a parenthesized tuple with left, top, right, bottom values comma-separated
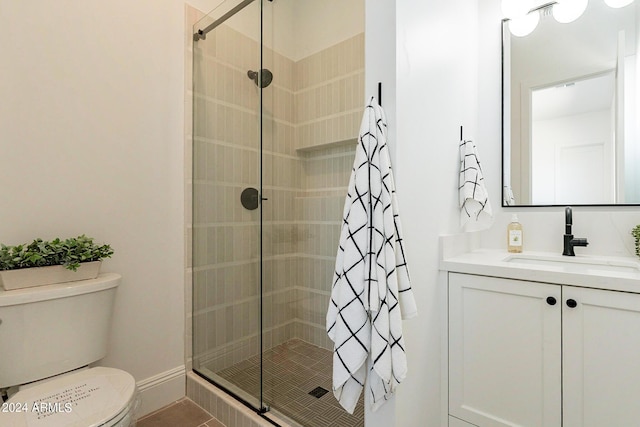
(190, 1, 365, 426)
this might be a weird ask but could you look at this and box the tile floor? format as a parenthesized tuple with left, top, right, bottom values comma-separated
(137, 398, 224, 427)
(215, 339, 364, 427)
(141, 340, 363, 427)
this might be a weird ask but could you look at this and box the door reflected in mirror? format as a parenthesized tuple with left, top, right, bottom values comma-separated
(531, 72, 615, 204)
(502, 1, 640, 206)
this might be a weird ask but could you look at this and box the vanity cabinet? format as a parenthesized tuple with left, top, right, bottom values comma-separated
(448, 272, 640, 427)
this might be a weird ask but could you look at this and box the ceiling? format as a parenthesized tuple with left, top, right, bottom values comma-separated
(532, 72, 615, 120)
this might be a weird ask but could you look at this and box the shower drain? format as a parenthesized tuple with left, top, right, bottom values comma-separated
(308, 386, 329, 398)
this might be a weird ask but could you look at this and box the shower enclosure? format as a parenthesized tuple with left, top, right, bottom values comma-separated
(190, 0, 364, 425)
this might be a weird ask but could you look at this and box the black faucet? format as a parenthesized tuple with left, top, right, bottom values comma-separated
(563, 207, 589, 256)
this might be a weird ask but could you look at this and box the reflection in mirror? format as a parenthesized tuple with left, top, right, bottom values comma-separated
(531, 72, 615, 204)
(502, 0, 640, 206)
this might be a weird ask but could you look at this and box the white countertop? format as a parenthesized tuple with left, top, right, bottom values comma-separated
(440, 249, 640, 293)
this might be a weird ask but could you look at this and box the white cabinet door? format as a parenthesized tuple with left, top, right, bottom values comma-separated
(449, 273, 562, 427)
(562, 286, 640, 427)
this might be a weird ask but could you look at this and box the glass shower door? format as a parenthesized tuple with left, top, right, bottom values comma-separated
(191, 0, 265, 411)
(258, 3, 301, 419)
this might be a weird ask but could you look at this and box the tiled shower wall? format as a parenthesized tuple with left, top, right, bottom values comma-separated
(295, 146, 357, 349)
(189, 17, 364, 374)
(294, 34, 364, 349)
(295, 35, 364, 150)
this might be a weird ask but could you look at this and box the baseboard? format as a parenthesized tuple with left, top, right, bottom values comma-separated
(136, 365, 186, 417)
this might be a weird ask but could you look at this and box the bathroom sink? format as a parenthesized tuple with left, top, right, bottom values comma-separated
(503, 253, 640, 274)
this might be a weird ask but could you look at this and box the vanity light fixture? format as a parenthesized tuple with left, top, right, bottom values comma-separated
(509, 10, 541, 37)
(505, 0, 635, 37)
(604, 0, 635, 8)
(503, 1, 550, 37)
(552, 0, 588, 23)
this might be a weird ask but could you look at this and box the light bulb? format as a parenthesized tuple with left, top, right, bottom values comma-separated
(509, 11, 540, 37)
(604, 0, 634, 8)
(502, 0, 534, 19)
(553, 0, 589, 23)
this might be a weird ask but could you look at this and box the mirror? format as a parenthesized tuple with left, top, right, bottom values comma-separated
(502, 1, 640, 206)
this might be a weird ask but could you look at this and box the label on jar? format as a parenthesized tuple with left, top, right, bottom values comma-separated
(509, 229, 523, 247)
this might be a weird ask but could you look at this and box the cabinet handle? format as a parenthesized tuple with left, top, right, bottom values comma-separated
(546, 296, 557, 306)
(566, 299, 578, 308)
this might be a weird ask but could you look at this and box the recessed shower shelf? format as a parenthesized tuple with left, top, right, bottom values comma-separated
(295, 138, 357, 154)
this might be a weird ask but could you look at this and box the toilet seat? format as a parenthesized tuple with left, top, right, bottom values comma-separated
(3, 367, 137, 427)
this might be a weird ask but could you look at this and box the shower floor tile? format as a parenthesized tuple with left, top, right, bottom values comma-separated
(215, 339, 364, 427)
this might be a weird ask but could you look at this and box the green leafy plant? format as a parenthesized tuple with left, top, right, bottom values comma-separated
(632, 225, 640, 259)
(0, 235, 113, 271)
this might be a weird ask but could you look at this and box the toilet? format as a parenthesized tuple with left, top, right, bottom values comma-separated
(0, 273, 139, 426)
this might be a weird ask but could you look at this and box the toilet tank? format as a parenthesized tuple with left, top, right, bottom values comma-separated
(0, 273, 121, 388)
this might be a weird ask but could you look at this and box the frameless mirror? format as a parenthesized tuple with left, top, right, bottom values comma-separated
(502, 1, 640, 206)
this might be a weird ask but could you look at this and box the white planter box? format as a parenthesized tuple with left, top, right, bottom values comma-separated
(0, 261, 102, 291)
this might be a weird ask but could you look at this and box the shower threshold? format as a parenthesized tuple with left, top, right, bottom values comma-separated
(199, 339, 364, 427)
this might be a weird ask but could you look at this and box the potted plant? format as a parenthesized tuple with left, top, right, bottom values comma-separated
(632, 225, 640, 259)
(0, 235, 114, 290)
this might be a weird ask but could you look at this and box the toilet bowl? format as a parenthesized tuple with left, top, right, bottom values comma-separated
(4, 367, 138, 427)
(0, 273, 138, 426)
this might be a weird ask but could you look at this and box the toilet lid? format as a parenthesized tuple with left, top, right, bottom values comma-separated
(2, 367, 135, 427)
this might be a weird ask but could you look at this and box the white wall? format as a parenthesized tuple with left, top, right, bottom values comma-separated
(394, 1, 479, 426)
(0, 0, 186, 415)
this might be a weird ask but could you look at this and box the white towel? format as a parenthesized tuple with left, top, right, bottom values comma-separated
(459, 138, 493, 231)
(326, 97, 417, 414)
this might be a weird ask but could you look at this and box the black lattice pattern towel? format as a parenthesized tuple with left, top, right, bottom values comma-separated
(326, 97, 418, 414)
(459, 138, 493, 231)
